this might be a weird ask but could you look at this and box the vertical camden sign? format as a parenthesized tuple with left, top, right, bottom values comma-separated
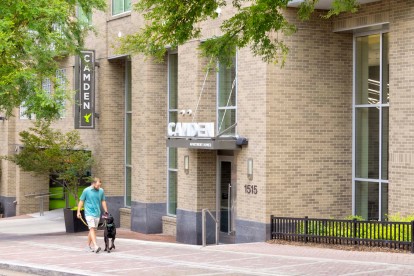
(76, 50, 95, 129)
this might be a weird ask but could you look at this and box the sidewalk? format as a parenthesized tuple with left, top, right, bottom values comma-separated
(1, 210, 414, 275)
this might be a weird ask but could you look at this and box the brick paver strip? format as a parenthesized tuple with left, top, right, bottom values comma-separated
(1, 232, 414, 275)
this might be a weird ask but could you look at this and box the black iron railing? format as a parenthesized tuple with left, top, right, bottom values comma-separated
(271, 216, 414, 253)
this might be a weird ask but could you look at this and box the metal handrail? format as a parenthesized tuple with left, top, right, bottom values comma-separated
(25, 192, 58, 216)
(202, 208, 219, 247)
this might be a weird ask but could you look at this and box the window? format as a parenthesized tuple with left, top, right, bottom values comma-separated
(354, 32, 389, 221)
(19, 103, 31, 120)
(217, 57, 237, 136)
(56, 69, 67, 118)
(49, 24, 64, 52)
(167, 52, 178, 216)
(20, 69, 67, 120)
(112, 0, 131, 16)
(125, 60, 132, 207)
(42, 78, 52, 94)
(20, 75, 52, 120)
(77, 6, 92, 25)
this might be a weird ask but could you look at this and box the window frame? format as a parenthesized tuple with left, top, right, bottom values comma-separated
(125, 59, 132, 207)
(77, 5, 92, 25)
(112, 0, 132, 16)
(216, 54, 238, 137)
(352, 29, 389, 221)
(167, 50, 178, 217)
(55, 68, 67, 118)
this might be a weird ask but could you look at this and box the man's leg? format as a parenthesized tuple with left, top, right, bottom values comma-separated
(89, 227, 101, 253)
(88, 231, 92, 246)
(85, 216, 101, 253)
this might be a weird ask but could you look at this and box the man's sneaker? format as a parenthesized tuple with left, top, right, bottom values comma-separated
(95, 246, 101, 253)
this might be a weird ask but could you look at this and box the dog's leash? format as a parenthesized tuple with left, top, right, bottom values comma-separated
(78, 216, 107, 229)
(78, 216, 89, 227)
(98, 220, 107, 230)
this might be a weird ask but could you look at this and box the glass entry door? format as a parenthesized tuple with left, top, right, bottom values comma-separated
(217, 156, 236, 242)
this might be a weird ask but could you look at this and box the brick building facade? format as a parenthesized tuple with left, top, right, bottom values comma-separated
(1, 0, 414, 244)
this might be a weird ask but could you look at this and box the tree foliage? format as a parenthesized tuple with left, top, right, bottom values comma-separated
(1, 120, 93, 207)
(0, 0, 106, 119)
(119, 0, 358, 66)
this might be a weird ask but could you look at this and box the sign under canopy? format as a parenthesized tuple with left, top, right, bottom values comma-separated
(166, 136, 248, 150)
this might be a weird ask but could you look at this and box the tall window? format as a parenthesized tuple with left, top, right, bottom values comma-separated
(20, 68, 66, 119)
(56, 69, 67, 118)
(77, 6, 92, 25)
(19, 103, 31, 120)
(50, 24, 64, 52)
(125, 60, 132, 207)
(42, 78, 52, 95)
(217, 57, 237, 136)
(112, 0, 131, 16)
(354, 32, 389, 221)
(167, 52, 178, 216)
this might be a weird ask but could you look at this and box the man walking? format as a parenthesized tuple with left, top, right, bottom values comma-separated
(77, 177, 108, 253)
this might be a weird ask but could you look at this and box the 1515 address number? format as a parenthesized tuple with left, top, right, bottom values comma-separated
(244, 185, 258, 194)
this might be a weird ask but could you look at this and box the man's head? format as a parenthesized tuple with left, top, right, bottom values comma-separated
(91, 177, 101, 190)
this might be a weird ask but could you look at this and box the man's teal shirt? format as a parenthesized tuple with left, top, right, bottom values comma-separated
(80, 186, 106, 218)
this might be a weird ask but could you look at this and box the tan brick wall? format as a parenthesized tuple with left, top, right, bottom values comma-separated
(4, 0, 414, 225)
(90, 59, 125, 196)
(263, 10, 353, 221)
(332, 0, 414, 217)
(119, 207, 131, 229)
(131, 55, 168, 204)
(333, 1, 390, 32)
(387, 0, 414, 216)
(172, 5, 355, 223)
(196, 150, 217, 210)
(83, 7, 127, 197)
(106, 0, 143, 58)
(0, 4, 130, 213)
(235, 47, 268, 223)
(0, 118, 13, 197)
(176, 41, 218, 213)
(177, 149, 217, 213)
(1, 114, 17, 199)
(162, 215, 176, 236)
(175, 42, 202, 212)
(16, 170, 49, 215)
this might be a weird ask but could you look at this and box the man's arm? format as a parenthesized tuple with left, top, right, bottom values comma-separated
(102, 200, 108, 214)
(77, 200, 84, 218)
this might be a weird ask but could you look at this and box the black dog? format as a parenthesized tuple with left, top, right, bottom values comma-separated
(102, 213, 116, 253)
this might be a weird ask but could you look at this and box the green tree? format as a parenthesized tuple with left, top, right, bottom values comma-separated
(1, 120, 93, 208)
(119, 0, 359, 66)
(0, 0, 106, 119)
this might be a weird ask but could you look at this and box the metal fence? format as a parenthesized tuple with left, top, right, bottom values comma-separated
(271, 216, 414, 253)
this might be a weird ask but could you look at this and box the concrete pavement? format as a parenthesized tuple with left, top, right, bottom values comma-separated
(1, 210, 414, 275)
(0, 209, 65, 235)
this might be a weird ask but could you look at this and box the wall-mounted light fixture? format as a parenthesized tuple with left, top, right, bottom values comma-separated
(247, 158, 253, 180)
(184, 155, 189, 174)
(179, 109, 193, 116)
(0, 115, 6, 121)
